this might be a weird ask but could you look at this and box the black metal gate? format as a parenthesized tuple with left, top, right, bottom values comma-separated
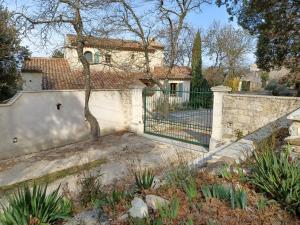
(143, 87, 213, 147)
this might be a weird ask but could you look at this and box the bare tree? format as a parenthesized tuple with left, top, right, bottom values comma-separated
(203, 21, 253, 78)
(14, 0, 111, 141)
(158, 0, 211, 82)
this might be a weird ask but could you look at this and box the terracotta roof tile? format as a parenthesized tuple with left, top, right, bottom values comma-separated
(22, 58, 191, 90)
(66, 34, 164, 52)
(22, 58, 144, 90)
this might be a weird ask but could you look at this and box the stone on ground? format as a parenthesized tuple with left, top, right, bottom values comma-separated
(65, 209, 101, 225)
(128, 197, 148, 218)
(145, 195, 169, 210)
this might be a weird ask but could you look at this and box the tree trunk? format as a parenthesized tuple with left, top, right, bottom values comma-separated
(73, 8, 100, 141)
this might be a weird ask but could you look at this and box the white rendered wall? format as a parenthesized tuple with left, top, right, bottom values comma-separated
(0, 89, 143, 160)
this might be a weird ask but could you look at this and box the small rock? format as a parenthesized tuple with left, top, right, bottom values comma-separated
(146, 195, 169, 210)
(65, 209, 101, 225)
(118, 213, 129, 221)
(128, 197, 148, 218)
(151, 176, 165, 189)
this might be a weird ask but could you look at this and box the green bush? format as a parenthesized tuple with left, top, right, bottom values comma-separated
(188, 91, 213, 109)
(249, 148, 300, 215)
(135, 169, 155, 190)
(0, 184, 72, 225)
(201, 184, 247, 209)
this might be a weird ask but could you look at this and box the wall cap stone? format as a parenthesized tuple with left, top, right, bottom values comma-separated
(287, 108, 300, 121)
(211, 85, 232, 93)
(226, 93, 300, 101)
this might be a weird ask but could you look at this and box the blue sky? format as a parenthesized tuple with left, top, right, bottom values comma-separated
(6, 0, 255, 66)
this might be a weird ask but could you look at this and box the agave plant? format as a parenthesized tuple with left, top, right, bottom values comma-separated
(135, 169, 155, 190)
(249, 147, 300, 214)
(0, 184, 72, 225)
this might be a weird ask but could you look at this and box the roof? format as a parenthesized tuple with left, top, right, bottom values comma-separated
(65, 34, 164, 52)
(153, 66, 192, 80)
(22, 58, 144, 90)
(22, 58, 191, 90)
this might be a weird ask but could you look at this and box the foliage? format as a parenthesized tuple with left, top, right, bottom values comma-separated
(188, 90, 213, 109)
(256, 197, 268, 211)
(249, 147, 300, 215)
(52, 49, 64, 58)
(78, 172, 103, 207)
(158, 197, 180, 220)
(0, 184, 72, 225)
(94, 188, 129, 213)
(265, 80, 292, 96)
(135, 169, 155, 190)
(265, 80, 278, 91)
(183, 179, 198, 201)
(234, 129, 244, 140)
(165, 164, 194, 189)
(240, 81, 250, 92)
(201, 184, 247, 209)
(217, 164, 232, 180)
(217, 1, 299, 74)
(225, 77, 240, 92)
(0, 4, 26, 102)
(191, 31, 209, 90)
(260, 72, 269, 88)
(203, 67, 224, 87)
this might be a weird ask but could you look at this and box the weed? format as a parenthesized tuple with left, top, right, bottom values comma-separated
(234, 129, 244, 140)
(78, 171, 103, 207)
(256, 197, 268, 210)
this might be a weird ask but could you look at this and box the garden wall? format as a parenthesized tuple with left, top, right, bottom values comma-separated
(222, 94, 300, 141)
(0, 89, 143, 160)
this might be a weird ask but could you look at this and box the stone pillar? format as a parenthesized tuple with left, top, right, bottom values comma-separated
(285, 108, 300, 153)
(129, 87, 144, 135)
(209, 86, 232, 151)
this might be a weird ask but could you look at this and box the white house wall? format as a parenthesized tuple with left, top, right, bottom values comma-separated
(0, 89, 143, 160)
(64, 47, 164, 71)
(22, 72, 43, 91)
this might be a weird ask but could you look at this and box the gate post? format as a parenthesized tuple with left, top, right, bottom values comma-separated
(210, 86, 232, 151)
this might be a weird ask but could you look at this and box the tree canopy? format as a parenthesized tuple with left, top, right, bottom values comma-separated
(191, 31, 209, 89)
(217, 0, 299, 73)
(0, 4, 22, 101)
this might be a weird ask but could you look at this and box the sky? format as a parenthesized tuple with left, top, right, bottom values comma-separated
(5, 0, 255, 67)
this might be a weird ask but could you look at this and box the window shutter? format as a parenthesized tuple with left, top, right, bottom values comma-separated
(178, 83, 183, 97)
(94, 52, 100, 64)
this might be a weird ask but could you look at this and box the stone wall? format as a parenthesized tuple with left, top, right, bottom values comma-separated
(222, 94, 300, 142)
(0, 88, 143, 160)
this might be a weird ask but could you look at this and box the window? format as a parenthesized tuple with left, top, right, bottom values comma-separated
(170, 83, 177, 96)
(84, 51, 93, 64)
(169, 82, 183, 97)
(94, 51, 100, 64)
(105, 54, 111, 64)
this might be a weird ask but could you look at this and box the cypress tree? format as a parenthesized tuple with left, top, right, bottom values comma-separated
(191, 31, 208, 90)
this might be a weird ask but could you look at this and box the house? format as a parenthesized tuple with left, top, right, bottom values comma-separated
(21, 35, 192, 98)
(239, 64, 290, 92)
(238, 64, 262, 91)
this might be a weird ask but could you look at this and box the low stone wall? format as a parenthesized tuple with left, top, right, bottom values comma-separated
(222, 94, 300, 142)
(0, 88, 143, 160)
